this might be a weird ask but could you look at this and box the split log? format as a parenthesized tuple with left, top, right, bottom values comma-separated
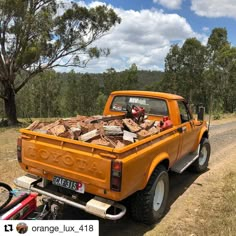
(148, 126, 160, 135)
(122, 119, 141, 133)
(108, 119, 124, 127)
(79, 129, 100, 142)
(123, 130, 137, 143)
(40, 120, 61, 131)
(70, 126, 81, 140)
(50, 125, 66, 136)
(137, 129, 151, 139)
(102, 135, 117, 147)
(33, 129, 48, 134)
(115, 140, 125, 149)
(90, 138, 110, 147)
(140, 120, 155, 130)
(103, 126, 123, 136)
(138, 126, 160, 139)
(90, 115, 124, 124)
(58, 130, 74, 139)
(26, 120, 41, 130)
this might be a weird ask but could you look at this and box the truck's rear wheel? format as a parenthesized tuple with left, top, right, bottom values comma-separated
(190, 138, 211, 173)
(130, 165, 169, 225)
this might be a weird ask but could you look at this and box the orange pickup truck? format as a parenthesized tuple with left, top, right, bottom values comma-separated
(15, 91, 210, 224)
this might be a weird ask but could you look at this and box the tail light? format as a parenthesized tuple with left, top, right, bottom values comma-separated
(17, 137, 22, 162)
(110, 160, 122, 192)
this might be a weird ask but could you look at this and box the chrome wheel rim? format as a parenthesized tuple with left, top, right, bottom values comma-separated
(153, 179, 165, 211)
(199, 145, 208, 166)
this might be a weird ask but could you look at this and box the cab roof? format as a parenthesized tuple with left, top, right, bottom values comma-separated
(111, 90, 184, 100)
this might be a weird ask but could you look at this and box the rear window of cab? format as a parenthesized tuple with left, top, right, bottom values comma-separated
(110, 96, 169, 116)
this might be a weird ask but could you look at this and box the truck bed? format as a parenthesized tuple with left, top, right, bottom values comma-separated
(19, 126, 178, 200)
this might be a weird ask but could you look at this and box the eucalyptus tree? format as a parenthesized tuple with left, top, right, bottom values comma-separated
(163, 44, 181, 94)
(0, 0, 120, 124)
(205, 28, 230, 114)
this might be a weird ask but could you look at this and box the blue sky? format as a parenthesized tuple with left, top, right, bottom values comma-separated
(60, 0, 236, 73)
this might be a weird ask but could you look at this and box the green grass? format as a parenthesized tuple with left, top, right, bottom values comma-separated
(196, 171, 236, 236)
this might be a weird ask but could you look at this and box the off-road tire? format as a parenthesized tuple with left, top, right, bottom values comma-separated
(190, 138, 211, 173)
(130, 165, 169, 225)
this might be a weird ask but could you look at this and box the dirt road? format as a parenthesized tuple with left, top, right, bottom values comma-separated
(0, 118, 236, 235)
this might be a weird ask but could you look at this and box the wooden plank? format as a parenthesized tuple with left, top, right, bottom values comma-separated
(79, 129, 100, 142)
(122, 119, 141, 133)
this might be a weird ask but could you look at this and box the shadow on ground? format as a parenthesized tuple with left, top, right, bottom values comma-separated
(62, 170, 206, 236)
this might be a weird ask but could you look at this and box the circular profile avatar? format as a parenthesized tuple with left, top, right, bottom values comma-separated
(16, 222, 28, 234)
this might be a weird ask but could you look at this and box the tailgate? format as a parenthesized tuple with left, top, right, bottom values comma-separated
(19, 129, 114, 191)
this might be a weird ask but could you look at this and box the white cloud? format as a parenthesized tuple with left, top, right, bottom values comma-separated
(153, 0, 183, 10)
(191, 0, 236, 18)
(55, 1, 206, 73)
(202, 27, 209, 32)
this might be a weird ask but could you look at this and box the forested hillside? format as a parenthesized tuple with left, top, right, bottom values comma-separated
(0, 67, 163, 119)
(0, 27, 235, 122)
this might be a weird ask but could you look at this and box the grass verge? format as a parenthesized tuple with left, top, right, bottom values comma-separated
(195, 171, 236, 236)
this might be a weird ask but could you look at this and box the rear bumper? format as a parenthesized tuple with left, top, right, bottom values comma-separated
(14, 175, 126, 221)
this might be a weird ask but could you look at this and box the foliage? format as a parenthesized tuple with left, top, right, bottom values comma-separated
(0, 0, 121, 124)
(162, 27, 236, 114)
(12, 64, 145, 118)
(103, 64, 138, 95)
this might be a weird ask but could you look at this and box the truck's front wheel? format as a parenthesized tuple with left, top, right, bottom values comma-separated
(130, 165, 169, 225)
(190, 138, 211, 173)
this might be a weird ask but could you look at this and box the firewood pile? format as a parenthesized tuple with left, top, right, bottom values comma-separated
(26, 115, 161, 148)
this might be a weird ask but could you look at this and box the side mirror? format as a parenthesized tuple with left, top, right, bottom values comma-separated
(197, 106, 205, 121)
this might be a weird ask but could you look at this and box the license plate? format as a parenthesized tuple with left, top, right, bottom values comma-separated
(52, 176, 85, 193)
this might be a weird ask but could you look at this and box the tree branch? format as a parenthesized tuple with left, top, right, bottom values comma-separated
(15, 67, 43, 93)
(35, 0, 53, 11)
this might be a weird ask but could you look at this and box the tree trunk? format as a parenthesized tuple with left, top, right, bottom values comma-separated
(4, 86, 18, 125)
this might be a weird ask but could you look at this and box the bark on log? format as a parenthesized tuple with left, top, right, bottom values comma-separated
(103, 126, 123, 136)
(123, 130, 137, 143)
(79, 129, 100, 142)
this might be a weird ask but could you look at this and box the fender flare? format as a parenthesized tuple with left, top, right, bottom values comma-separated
(141, 152, 169, 189)
(197, 127, 209, 145)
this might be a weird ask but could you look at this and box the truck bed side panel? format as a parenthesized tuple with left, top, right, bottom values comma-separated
(119, 129, 180, 199)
